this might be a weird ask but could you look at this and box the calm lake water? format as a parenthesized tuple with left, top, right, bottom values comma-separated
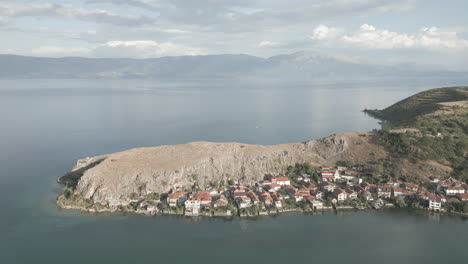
(0, 78, 467, 263)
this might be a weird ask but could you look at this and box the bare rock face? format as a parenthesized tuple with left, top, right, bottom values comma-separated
(64, 132, 386, 202)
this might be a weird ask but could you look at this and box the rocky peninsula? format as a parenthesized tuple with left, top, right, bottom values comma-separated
(57, 86, 468, 216)
(59, 132, 385, 203)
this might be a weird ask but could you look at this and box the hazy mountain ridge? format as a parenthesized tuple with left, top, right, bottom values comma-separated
(0, 52, 463, 80)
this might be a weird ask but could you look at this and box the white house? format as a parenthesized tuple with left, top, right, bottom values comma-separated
(275, 177, 291, 186)
(147, 205, 158, 212)
(377, 186, 392, 198)
(320, 182, 336, 192)
(360, 191, 374, 201)
(213, 198, 229, 208)
(333, 189, 347, 201)
(167, 192, 188, 207)
(275, 200, 282, 208)
(446, 186, 465, 196)
(321, 170, 340, 182)
(341, 175, 360, 185)
(311, 190, 324, 200)
(237, 196, 252, 208)
(184, 199, 201, 216)
(429, 196, 441, 211)
(266, 183, 281, 192)
(392, 188, 404, 197)
(337, 166, 348, 171)
(295, 175, 304, 182)
(290, 192, 303, 202)
(311, 200, 324, 210)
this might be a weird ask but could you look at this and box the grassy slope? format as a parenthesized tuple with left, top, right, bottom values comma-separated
(366, 87, 468, 181)
(365, 86, 468, 125)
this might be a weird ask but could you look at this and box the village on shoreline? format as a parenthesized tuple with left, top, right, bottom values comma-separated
(58, 162, 468, 217)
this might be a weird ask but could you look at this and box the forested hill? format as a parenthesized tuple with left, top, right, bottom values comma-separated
(366, 87, 468, 181)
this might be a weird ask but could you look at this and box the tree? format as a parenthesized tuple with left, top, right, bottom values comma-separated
(395, 196, 407, 208)
(62, 187, 73, 199)
(145, 193, 160, 201)
(129, 192, 139, 200)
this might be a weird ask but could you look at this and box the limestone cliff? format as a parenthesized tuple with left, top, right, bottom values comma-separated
(60, 132, 387, 202)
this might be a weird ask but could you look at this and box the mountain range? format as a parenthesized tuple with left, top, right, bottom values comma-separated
(0, 51, 465, 80)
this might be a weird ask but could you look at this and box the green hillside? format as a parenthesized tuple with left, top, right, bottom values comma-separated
(365, 87, 468, 181)
(364, 86, 468, 125)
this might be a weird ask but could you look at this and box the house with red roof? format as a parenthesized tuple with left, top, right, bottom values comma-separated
(260, 191, 273, 206)
(333, 189, 347, 201)
(310, 190, 324, 200)
(167, 192, 188, 207)
(416, 191, 430, 200)
(266, 183, 281, 192)
(392, 188, 404, 197)
(283, 185, 297, 195)
(405, 183, 419, 192)
(457, 193, 468, 201)
(303, 195, 316, 203)
(429, 194, 442, 211)
(212, 195, 229, 208)
(236, 196, 252, 208)
(321, 169, 340, 182)
(446, 185, 465, 196)
(361, 182, 377, 192)
(193, 191, 212, 205)
(260, 180, 272, 186)
(275, 177, 291, 186)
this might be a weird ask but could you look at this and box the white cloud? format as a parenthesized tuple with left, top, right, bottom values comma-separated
(0, 48, 17, 54)
(84, 0, 415, 33)
(310, 24, 340, 40)
(15, 40, 204, 58)
(30, 46, 92, 57)
(419, 26, 468, 49)
(343, 24, 468, 50)
(0, 2, 154, 26)
(257, 41, 281, 48)
(93, 40, 206, 58)
(160, 28, 191, 34)
(3, 26, 97, 40)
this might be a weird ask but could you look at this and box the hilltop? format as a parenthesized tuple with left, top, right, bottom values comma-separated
(59, 133, 387, 202)
(364, 86, 468, 125)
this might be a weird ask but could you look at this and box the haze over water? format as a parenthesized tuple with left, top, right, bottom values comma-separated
(1, 78, 467, 263)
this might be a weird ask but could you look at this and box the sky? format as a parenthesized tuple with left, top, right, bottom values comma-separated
(1, 0, 468, 70)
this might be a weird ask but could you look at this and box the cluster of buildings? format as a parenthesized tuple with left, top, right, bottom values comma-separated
(166, 189, 230, 216)
(101, 165, 467, 216)
(421, 178, 468, 211)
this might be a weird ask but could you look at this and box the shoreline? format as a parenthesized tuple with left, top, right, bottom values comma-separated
(56, 201, 468, 219)
(56, 198, 402, 218)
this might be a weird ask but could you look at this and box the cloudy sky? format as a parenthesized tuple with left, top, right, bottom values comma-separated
(1, 0, 468, 69)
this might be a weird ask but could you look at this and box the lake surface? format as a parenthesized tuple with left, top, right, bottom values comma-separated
(0, 78, 467, 263)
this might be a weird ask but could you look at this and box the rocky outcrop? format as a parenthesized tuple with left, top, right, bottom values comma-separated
(61, 132, 387, 202)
